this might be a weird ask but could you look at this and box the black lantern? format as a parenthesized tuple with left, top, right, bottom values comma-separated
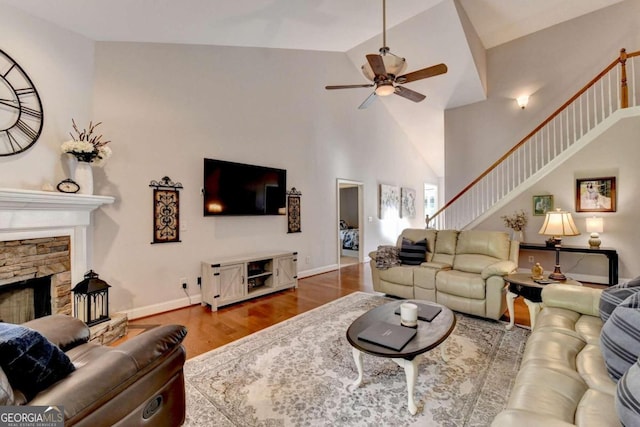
(72, 270, 111, 326)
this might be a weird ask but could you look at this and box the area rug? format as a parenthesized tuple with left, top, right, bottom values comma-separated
(183, 292, 530, 426)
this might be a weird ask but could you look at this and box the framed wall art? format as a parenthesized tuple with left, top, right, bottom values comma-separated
(149, 176, 183, 243)
(576, 176, 616, 212)
(532, 195, 554, 216)
(401, 187, 416, 218)
(379, 184, 400, 219)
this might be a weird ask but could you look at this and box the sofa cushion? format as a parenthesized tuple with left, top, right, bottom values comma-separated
(456, 230, 510, 259)
(399, 237, 427, 265)
(599, 275, 640, 322)
(616, 358, 640, 426)
(436, 270, 485, 299)
(374, 245, 401, 270)
(0, 323, 76, 400)
(600, 292, 640, 381)
(379, 266, 414, 286)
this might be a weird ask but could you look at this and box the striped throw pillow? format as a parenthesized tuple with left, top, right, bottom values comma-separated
(399, 238, 427, 265)
(616, 358, 640, 425)
(600, 275, 640, 323)
(601, 292, 640, 381)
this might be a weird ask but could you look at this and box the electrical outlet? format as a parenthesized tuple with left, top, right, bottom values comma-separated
(305, 256, 311, 265)
(528, 256, 535, 263)
(179, 277, 187, 289)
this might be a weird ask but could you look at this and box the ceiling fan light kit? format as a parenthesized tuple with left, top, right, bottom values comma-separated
(325, 0, 448, 109)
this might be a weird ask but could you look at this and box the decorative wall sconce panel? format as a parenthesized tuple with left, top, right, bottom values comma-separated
(149, 176, 183, 244)
(287, 187, 302, 233)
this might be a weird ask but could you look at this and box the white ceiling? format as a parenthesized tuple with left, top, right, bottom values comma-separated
(1, 0, 624, 176)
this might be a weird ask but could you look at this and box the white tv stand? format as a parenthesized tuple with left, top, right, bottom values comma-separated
(201, 251, 298, 311)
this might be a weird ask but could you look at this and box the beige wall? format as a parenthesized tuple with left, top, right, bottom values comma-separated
(445, 0, 640, 283)
(89, 42, 437, 315)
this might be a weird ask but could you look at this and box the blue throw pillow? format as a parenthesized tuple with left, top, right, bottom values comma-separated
(616, 358, 640, 425)
(399, 238, 428, 265)
(599, 275, 640, 323)
(601, 292, 640, 381)
(0, 323, 75, 400)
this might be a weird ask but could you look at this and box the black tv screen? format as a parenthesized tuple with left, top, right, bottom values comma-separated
(203, 158, 286, 216)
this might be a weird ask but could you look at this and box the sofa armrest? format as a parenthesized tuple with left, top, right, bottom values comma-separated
(22, 315, 90, 351)
(541, 284, 603, 317)
(29, 324, 187, 418)
(113, 324, 187, 370)
(481, 260, 517, 279)
(369, 251, 378, 261)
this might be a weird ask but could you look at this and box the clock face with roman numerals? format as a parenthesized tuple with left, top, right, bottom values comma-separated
(0, 49, 43, 156)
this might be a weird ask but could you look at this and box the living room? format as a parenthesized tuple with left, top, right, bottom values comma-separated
(1, 0, 640, 425)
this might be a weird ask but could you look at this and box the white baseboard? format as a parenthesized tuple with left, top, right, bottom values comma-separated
(122, 294, 202, 320)
(123, 264, 342, 320)
(298, 264, 338, 278)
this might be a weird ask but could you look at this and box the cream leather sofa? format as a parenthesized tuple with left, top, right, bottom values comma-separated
(369, 229, 519, 320)
(492, 284, 619, 426)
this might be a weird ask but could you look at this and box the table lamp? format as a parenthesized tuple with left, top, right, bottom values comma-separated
(586, 217, 603, 248)
(538, 209, 580, 280)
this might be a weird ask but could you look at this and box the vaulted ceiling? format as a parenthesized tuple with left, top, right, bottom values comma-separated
(1, 0, 623, 176)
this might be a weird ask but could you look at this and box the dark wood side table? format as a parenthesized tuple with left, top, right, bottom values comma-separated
(346, 299, 456, 415)
(519, 243, 618, 285)
(504, 273, 581, 330)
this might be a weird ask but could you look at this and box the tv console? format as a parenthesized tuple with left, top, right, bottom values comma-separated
(201, 251, 298, 311)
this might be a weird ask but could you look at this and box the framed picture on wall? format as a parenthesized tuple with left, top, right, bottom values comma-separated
(532, 195, 554, 216)
(576, 177, 616, 212)
(401, 187, 416, 218)
(379, 184, 400, 219)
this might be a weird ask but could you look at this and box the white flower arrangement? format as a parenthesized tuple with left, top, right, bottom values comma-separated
(61, 119, 112, 166)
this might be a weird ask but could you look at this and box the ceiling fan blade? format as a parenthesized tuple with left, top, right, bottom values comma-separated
(358, 92, 377, 110)
(395, 86, 426, 103)
(325, 84, 375, 90)
(396, 63, 448, 84)
(366, 54, 387, 78)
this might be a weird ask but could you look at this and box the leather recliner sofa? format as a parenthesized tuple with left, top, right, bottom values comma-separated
(369, 229, 519, 320)
(492, 284, 619, 426)
(4, 315, 187, 426)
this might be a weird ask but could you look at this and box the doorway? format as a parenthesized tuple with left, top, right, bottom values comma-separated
(337, 179, 364, 268)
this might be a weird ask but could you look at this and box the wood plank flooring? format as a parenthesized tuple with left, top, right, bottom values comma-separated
(117, 263, 537, 359)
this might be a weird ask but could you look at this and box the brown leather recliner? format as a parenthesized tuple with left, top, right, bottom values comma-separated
(13, 315, 187, 426)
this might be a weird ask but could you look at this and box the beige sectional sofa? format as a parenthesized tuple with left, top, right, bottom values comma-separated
(369, 229, 519, 320)
(492, 284, 619, 426)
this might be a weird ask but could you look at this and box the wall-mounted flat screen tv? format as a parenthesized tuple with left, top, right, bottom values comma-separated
(203, 158, 286, 216)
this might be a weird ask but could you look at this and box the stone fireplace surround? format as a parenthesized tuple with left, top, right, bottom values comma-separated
(0, 188, 126, 342)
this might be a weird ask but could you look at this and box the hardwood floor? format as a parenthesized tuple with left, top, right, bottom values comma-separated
(117, 263, 533, 359)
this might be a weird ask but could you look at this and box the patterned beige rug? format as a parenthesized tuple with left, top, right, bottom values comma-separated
(183, 292, 529, 426)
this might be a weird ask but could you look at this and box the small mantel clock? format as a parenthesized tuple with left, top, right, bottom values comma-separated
(0, 49, 44, 156)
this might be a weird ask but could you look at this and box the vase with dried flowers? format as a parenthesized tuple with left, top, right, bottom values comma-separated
(60, 120, 112, 194)
(501, 210, 528, 241)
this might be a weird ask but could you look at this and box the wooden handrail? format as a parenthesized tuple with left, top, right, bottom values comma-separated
(429, 48, 637, 226)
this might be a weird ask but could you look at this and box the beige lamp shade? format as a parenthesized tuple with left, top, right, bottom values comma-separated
(538, 209, 580, 237)
(586, 217, 604, 233)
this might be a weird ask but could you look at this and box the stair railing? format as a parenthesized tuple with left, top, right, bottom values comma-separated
(428, 48, 639, 230)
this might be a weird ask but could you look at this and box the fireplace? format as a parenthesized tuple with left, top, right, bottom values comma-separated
(0, 188, 114, 320)
(0, 236, 72, 322)
(0, 275, 52, 323)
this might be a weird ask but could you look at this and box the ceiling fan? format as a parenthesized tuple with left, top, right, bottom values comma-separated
(325, 0, 448, 109)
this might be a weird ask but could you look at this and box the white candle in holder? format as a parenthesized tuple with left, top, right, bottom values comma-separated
(400, 302, 418, 328)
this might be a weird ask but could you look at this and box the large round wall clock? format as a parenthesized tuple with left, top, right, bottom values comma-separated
(0, 49, 44, 156)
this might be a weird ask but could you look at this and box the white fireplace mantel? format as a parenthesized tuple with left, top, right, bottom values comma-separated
(0, 188, 115, 287)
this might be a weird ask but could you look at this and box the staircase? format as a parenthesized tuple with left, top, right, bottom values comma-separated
(429, 49, 640, 230)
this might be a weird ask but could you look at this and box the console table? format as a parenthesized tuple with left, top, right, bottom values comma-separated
(519, 243, 618, 285)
